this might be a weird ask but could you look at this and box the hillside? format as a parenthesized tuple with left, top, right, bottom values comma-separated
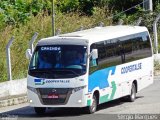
(0, 8, 112, 82)
(0, 0, 160, 82)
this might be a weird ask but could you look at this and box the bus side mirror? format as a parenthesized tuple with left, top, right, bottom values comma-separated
(91, 49, 98, 59)
(26, 49, 32, 60)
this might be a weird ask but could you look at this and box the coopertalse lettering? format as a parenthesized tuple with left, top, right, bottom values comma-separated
(45, 80, 70, 83)
(121, 63, 142, 74)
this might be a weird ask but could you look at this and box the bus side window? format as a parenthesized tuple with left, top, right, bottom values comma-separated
(89, 44, 98, 74)
(89, 56, 98, 74)
(90, 57, 98, 67)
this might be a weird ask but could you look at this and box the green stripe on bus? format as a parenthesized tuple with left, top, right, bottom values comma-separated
(99, 81, 117, 103)
(100, 94, 109, 104)
(87, 99, 91, 106)
(110, 81, 116, 100)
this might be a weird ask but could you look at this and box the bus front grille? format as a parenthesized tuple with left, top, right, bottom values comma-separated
(36, 88, 73, 105)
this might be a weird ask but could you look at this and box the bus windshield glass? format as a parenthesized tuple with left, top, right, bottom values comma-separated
(29, 45, 87, 79)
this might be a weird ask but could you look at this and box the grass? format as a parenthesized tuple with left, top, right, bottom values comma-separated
(1, 8, 160, 82)
(0, 8, 112, 82)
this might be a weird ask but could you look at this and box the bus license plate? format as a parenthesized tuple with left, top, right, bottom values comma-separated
(48, 94, 59, 99)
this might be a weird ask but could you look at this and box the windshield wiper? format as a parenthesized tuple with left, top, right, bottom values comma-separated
(29, 68, 80, 76)
(50, 69, 80, 76)
(29, 69, 51, 73)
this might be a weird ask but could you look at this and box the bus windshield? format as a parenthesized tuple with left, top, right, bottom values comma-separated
(28, 45, 87, 79)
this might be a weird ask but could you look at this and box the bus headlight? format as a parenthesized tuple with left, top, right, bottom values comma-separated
(27, 86, 38, 94)
(29, 99, 33, 103)
(72, 85, 86, 93)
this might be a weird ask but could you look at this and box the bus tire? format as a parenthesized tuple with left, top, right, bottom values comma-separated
(85, 94, 97, 114)
(127, 83, 136, 102)
(34, 107, 46, 115)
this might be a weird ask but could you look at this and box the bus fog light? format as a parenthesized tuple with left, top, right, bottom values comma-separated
(29, 100, 33, 103)
(78, 100, 82, 103)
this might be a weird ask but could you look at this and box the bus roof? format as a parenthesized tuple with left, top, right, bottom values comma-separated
(37, 25, 149, 46)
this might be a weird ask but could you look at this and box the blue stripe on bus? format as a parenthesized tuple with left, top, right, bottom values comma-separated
(88, 66, 116, 92)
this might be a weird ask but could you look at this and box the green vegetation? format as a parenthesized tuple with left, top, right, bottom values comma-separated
(0, 7, 111, 82)
(154, 60, 160, 71)
(0, 0, 160, 82)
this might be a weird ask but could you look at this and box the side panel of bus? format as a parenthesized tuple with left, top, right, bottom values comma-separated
(88, 31, 153, 104)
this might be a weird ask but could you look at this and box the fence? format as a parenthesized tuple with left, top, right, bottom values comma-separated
(1, 14, 160, 82)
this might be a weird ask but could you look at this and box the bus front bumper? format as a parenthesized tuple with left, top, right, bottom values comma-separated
(27, 87, 88, 108)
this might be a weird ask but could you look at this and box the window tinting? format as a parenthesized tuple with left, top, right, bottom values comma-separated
(89, 32, 152, 74)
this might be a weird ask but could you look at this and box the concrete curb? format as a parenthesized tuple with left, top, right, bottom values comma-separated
(0, 95, 28, 108)
(0, 78, 27, 98)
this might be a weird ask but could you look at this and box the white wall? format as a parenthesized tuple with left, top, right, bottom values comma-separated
(0, 78, 27, 98)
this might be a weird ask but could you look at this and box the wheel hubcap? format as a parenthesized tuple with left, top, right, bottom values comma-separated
(91, 98, 96, 112)
(131, 87, 136, 99)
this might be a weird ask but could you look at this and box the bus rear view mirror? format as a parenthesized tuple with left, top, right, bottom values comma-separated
(26, 49, 32, 60)
(91, 49, 98, 59)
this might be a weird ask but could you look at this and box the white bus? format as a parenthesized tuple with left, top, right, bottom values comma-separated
(26, 26, 153, 114)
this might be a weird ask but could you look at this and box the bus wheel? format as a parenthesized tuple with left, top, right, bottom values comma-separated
(86, 95, 97, 114)
(127, 83, 136, 102)
(34, 107, 46, 115)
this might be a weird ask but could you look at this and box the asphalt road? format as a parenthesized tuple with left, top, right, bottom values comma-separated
(0, 78, 160, 120)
